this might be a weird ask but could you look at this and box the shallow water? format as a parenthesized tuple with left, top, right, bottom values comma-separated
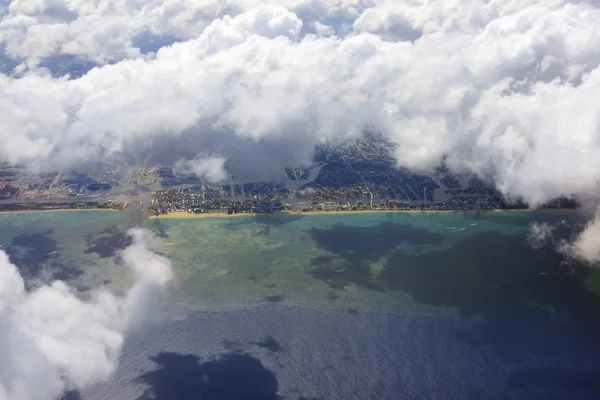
(1, 209, 600, 399)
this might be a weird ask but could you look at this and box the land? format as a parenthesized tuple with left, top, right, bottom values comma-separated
(0, 202, 127, 213)
(0, 133, 576, 217)
(150, 209, 462, 219)
(148, 134, 573, 217)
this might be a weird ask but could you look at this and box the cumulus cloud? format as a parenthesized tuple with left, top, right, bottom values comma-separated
(174, 154, 229, 183)
(352, 0, 567, 41)
(0, 228, 172, 400)
(560, 210, 600, 264)
(0, 0, 371, 68)
(1, 1, 600, 259)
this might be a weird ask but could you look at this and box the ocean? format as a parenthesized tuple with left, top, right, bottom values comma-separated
(1, 210, 600, 399)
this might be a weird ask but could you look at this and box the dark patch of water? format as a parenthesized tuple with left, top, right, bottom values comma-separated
(8, 229, 57, 271)
(50, 265, 84, 281)
(255, 335, 283, 353)
(150, 220, 169, 238)
(508, 366, 600, 399)
(135, 352, 278, 400)
(309, 222, 444, 262)
(58, 390, 82, 400)
(264, 295, 285, 303)
(309, 255, 383, 291)
(3, 229, 80, 283)
(84, 225, 133, 258)
(380, 231, 600, 358)
(463, 210, 586, 228)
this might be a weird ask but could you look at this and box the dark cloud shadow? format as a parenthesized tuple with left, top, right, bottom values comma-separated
(254, 335, 283, 353)
(225, 214, 304, 230)
(84, 225, 133, 258)
(6, 229, 58, 277)
(58, 390, 82, 400)
(4, 229, 82, 283)
(49, 265, 84, 282)
(380, 231, 600, 357)
(309, 255, 383, 291)
(136, 352, 279, 400)
(150, 219, 169, 238)
(307, 222, 443, 290)
(264, 295, 285, 303)
(309, 222, 444, 262)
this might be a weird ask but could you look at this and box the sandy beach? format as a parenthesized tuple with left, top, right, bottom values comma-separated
(147, 208, 518, 219)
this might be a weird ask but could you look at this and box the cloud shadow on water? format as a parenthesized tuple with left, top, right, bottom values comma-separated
(254, 335, 283, 353)
(58, 390, 82, 400)
(264, 295, 285, 303)
(225, 214, 304, 230)
(307, 222, 443, 290)
(309, 255, 383, 291)
(150, 219, 169, 238)
(84, 224, 133, 258)
(135, 352, 279, 400)
(309, 222, 444, 262)
(6, 229, 58, 277)
(5, 229, 82, 284)
(307, 217, 600, 363)
(380, 231, 600, 358)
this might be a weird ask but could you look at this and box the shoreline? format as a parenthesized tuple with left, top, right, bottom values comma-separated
(0, 208, 124, 214)
(0, 207, 571, 219)
(148, 208, 539, 219)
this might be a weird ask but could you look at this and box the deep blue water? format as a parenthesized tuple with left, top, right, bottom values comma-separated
(84, 304, 600, 400)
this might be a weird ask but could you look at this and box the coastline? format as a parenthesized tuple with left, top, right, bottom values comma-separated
(148, 208, 534, 219)
(0, 208, 124, 214)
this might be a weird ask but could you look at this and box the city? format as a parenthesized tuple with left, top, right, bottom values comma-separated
(147, 134, 526, 216)
(0, 133, 575, 217)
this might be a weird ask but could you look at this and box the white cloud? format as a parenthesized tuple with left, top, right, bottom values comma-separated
(560, 208, 600, 264)
(352, 0, 567, 41)
(0, 0, 373, 68)
(174, 154, 229, 183)
(0, 228, 172, 400)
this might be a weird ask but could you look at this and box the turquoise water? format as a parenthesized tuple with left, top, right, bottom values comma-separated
(0, 210, 131, 292)
(0, 209, 593, 315)
(144, 211, 527, 314)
